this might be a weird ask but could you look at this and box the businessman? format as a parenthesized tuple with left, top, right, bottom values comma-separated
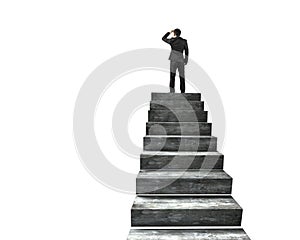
(162, 28, 189, 93)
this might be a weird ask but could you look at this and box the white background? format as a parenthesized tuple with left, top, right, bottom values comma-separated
(1, 1, 300, 239)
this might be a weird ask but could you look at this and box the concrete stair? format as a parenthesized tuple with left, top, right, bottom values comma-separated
(128, 229, 250, 240)
(128, 93, 250, 239)
(136, 170, 232, 194)
(150, 100, 204, 110)
(146, 122, 212, 135)
(140, 151, 224, 170)
(149, 110, 208, 122)
(144, 135, 217, 151)
(131, 196, 242, 226)
(152, 92, 201, 101)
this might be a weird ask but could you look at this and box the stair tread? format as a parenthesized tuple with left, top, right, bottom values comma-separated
(142, 151, 222, 155)
(132, 196, 242, 210)
(151, 100, 202, 102)
(145, 135, 216, 138)
(128, 229, 250, 240)
(137, 170, 231, 179)
(150, 109, 206, 112)
(147, 121, 211, 123)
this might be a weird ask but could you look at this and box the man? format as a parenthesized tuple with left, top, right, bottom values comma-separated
(162, 28, 189, 93)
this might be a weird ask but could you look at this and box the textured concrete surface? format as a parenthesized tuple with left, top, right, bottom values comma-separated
(131, 196, 242, 226)
(152, 93, 201, 101)
(128, 92, 249, 238)
(140, 151, 224, 170)
(132, 196, 241, 210)
(150, 100, 204, 110)
(143, 136, 217, 151)
(146, 122, 212, 135)
(128, 229, 251, 240)
(136, 170, 232, 194)
(148, 110, 208, 122)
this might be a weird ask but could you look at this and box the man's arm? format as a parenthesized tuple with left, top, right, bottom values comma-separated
(162, 31, 173, 44)
(184, 40, 189, 64)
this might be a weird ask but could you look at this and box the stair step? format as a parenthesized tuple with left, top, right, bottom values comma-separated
(140, 151, 224, 170)
(136, 170, 232, 194)
(150, 100, 204, 110)
(128, 229, 251, 240)
(146, 122, 211, 135)
(143, 136, 217, 151)
(131, 196, 243, 226)
(149, 110, 207, 122)
(152, 92, 201, 101)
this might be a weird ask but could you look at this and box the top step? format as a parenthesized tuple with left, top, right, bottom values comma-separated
(152, 93, 201, 101)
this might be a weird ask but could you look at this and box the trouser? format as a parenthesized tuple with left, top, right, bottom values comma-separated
(170, 60, 185, 93)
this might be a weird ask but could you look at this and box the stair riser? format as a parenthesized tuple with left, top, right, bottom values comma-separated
(152, 93, 201, 101)
(143, 137, 217, 151)
(150, 101, 204, 110)
(136, 179, 232, 194)
(140, 154, 224, 170)
(131, 209, 242, 226)
(148, 111, 207, 122)
(146, 123, 211, 136)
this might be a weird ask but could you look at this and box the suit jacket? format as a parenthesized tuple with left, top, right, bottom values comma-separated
(162, 32, 189, 64)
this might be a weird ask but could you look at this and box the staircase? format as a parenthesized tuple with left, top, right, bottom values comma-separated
(127, 93, 251, 240)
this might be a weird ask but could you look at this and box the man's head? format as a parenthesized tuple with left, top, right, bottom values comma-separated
(173, 28, 181, 37)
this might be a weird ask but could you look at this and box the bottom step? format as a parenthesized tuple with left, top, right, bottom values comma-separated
(128, 229, 251, 240)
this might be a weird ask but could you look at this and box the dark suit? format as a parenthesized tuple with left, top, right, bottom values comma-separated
(162, 32, 189, 93)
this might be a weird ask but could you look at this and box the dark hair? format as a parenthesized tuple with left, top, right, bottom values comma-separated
(174, 28, 181, 36)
